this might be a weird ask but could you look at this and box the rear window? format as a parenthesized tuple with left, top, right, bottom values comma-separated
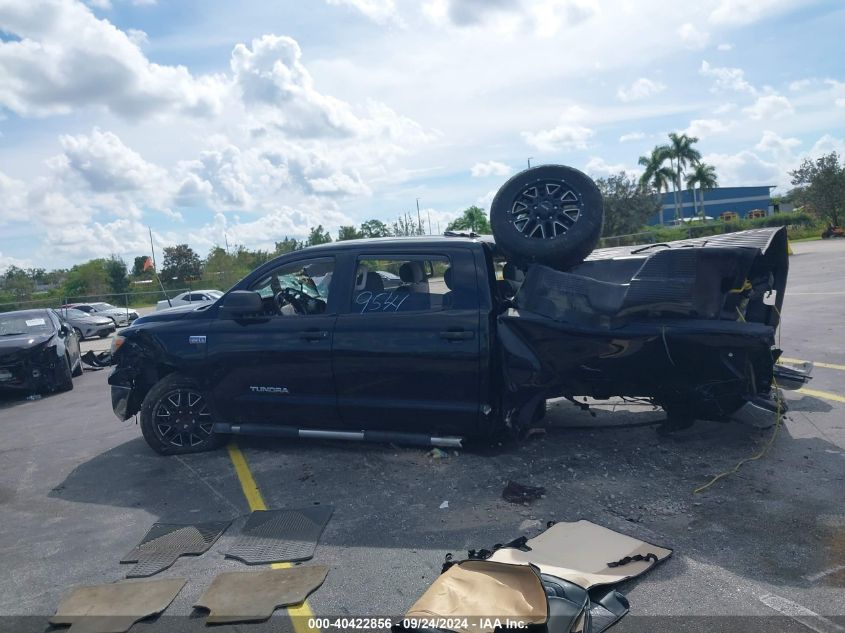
(352, 255, 452, 314)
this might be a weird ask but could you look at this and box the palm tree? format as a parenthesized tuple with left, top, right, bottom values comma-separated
(667, 133, 702, 221)
(638, 146, 673, 225)
(686, 163, 718, 218)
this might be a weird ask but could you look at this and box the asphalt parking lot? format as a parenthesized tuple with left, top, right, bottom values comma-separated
(1, 240, 844, 633)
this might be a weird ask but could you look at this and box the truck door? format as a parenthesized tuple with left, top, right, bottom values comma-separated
(207, 256, 340, 428)
(332, 250, 482, 435)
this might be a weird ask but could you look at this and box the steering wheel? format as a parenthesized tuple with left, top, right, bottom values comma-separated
(274, 287, 309, 315)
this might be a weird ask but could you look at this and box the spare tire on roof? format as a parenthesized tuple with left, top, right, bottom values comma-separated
(490, 164, 603, 270)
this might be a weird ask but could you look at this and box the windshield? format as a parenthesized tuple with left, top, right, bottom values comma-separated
(0, 313, 52, 336)
(63, 309, 90, 318)
(91, 302, 115, 310)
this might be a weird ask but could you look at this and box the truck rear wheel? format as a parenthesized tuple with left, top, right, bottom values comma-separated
(490, 165, 604, 270)
(140, 373, 226, 455)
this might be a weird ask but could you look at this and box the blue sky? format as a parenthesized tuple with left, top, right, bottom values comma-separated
(1, 0, 844, 270)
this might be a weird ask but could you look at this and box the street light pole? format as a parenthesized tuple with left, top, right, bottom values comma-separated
(527, 157, 533, 169)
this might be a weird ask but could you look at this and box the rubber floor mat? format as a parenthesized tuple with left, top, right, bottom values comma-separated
(195, 566, 328, 624)
(225, 506, 333, 564)
(120, 521, 230, 577)
(50, 578, 185, 633)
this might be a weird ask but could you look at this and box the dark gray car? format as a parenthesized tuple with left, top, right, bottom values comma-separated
(59, 308, 116, 340)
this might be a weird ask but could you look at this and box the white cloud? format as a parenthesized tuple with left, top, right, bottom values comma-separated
(58, 128, 168, 194)
(713, 102, 736, 114)
(743, 93, 794, 119)
(616, 77, 666, 102)
(788, 78, 812, 92)
(755, 130, 801, 154)
(678, 23, 709, 49)
(0, 0, 224, 118)
(709, 0, 810, 27)
(470, 160, 512, 177)
(685, 118, 734, 139)
(522, 123, 593, 151)
(699, 60, 755, 93)
(585, 156, 639, 180)
(619, 131, 645, 143)
(325, 0, 400, 24)
(704, 150, 780, 186)
(717, 43, 733, 51)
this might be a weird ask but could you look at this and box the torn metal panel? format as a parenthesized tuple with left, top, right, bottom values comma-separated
(499, 227, 790, 428)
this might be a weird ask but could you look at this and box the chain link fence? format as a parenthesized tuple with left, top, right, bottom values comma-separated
(0, 288, 190, 315)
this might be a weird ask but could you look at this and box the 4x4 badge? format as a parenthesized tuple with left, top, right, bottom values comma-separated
(189, 335, 206, 344)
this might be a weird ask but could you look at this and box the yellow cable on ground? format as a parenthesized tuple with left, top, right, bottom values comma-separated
(693, 380, 783, 495)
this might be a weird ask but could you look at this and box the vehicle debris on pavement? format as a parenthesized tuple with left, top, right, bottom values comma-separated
(399, 520, 670, 633)
(502, 480, 546, 504)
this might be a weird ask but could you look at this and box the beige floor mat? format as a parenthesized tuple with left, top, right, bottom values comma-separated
(489, 520, 671, 589)
(194, 565, 328, 624)
(405, 560, 547, 633)
(49, 578, 186, 633)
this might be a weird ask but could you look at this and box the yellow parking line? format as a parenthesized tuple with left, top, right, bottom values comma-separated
(797, 388, 845, 404)
(227, 442, 318, 631)
(780, 357, 845, 372)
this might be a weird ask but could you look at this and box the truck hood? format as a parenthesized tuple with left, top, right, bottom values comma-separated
(133, 303, 211, 325)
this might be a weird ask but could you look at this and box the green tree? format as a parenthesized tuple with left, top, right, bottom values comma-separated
(274, 237, 301, 255)
(446, 206, 491, 234)
(64, 260, 111, 298)
(596, 172, 662, 237)
(666, 132, 702, 220)
(790, 152, 845, 226)
(305, 225, 332, 246)
(638, 147, 675, 225)
(161, 244, 202, 283)
(337, 225, 363, 241)
(3, 266, 36, 299)
(685, 163, 718, 218)
(359, 219, 391, 238)
(104, 256, 129, 294)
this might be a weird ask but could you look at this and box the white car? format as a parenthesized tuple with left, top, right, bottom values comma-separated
(156, 289, 223, 311)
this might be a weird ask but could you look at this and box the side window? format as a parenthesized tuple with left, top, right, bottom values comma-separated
(351, 255, 452, 314)
(249, 257, 335, 316)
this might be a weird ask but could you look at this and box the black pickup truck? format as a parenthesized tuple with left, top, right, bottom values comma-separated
(109, 165, 809, 454)
(109, 231, 804, 455)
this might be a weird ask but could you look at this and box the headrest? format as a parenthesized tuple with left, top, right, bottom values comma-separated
(362, 271, 384, 293)
(399, 261, 425, 283)
(443, 267, 453, 290)
(355, 266, 370, 290)
(503, 262, 525, 283)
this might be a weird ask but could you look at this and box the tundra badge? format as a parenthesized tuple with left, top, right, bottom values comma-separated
(250, 386, 290, 394)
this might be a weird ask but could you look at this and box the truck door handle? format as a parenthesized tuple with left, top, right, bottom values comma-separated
(439, 329, 474, 341)
(301, 330, 328, 341)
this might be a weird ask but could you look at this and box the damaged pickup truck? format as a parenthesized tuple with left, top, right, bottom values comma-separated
(108, 165, 808, 455)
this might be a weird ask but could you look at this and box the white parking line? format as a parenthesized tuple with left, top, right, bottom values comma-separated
(759, 593, 845, 633)
(803, 564, 845, 583)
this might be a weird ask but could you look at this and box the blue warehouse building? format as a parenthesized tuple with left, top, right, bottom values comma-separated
(647, 185, 774, 225)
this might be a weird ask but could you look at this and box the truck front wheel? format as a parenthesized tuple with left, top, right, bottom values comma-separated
(140, 373, 226, 455)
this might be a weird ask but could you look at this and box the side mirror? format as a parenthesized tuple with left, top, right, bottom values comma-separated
(59, 324, 70, 336)
(218, 290, 264, 319)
